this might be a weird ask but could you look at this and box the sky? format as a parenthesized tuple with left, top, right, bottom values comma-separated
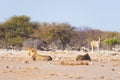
(0, 0, 120, 32)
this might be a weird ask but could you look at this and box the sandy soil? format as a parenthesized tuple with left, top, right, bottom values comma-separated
(0, 49, 120, 80)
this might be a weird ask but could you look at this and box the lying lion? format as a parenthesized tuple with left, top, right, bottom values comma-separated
(26, 48, 52, 61)
(76, 53, 91, 61)
(61, 61, 89, 65)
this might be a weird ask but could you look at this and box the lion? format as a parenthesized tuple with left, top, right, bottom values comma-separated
(60, 61, 89, 65)
(76, 53, 91, 61)
(26, 47, 52, 61)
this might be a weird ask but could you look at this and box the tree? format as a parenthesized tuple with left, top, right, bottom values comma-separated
(32, 22, 79, 50)
(32, 22, 57, 41)
(4, 15, 33, 37)
(0, 15, 34, 47)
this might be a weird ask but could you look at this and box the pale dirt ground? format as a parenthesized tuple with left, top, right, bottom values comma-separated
(0, 49, 120, 80)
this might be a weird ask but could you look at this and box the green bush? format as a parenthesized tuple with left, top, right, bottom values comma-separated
(104, 37, 119, 49)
